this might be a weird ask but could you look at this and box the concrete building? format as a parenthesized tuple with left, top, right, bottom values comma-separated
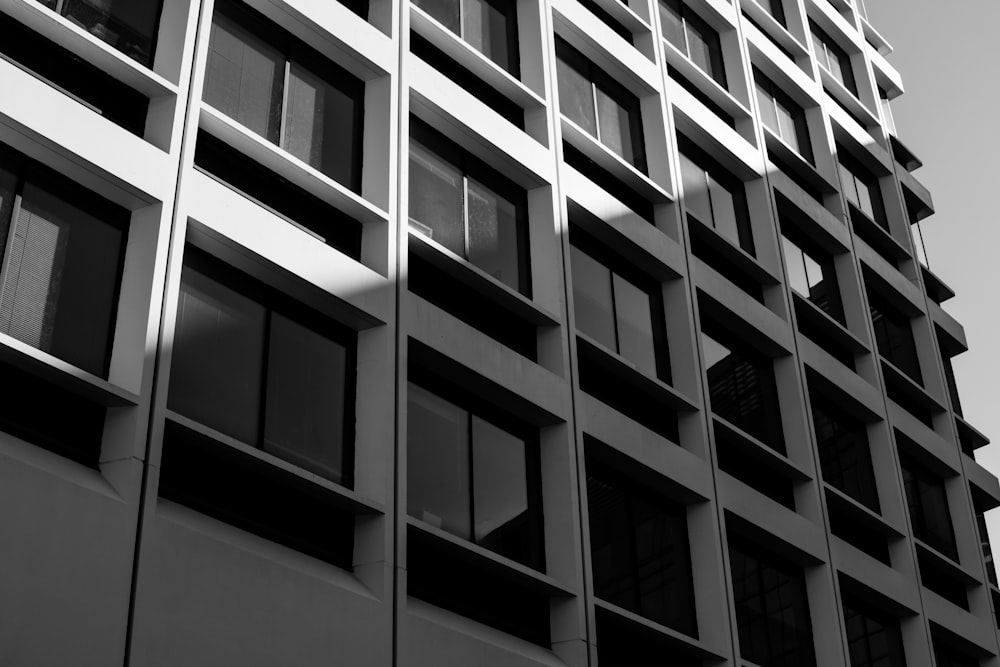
(0, 0, 996, 665)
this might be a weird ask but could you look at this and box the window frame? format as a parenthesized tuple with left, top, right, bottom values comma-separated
(413, 0, 520, 75)
(754, 67, 813, 163)
(407, 118, 532, 296)
(204, 0, 366, 192)
(554, 37, 648, 173)
(810, 22, 857, 96)
(168, 248, 358, 488)
(659, 0, 727, 88)
(838, 151, 888, 232)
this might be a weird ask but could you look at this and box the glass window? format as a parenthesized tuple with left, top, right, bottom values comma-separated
(168, 254, 355, 486)
(570, 241, 668, 380)
(811, 23, 857, 95)
(659, 0, 727, 87)
(868, 290, 921, 384)
(407, 381, 543, 568)
(408, 121, 528, 294)
(414, 0, 518, 73)
(678, 136, 755, 255)
(701, 321, 784, 452)
(0, 147, 127, 378)
(812, 397, 879, 511)
(781, 232, 844, 323)
(555, 39, 646, 172)
(754, 69, 812, 163)
(587, 460, 697, 635)
(729, 537, 816, 667)
(838, 154, 886, 230)
(47, 0, 164, 66)
(203, 1, 365, 191)
(900, 452, 957, 560)
(843, 602, 907, 667)
(758, 0, 786, 26)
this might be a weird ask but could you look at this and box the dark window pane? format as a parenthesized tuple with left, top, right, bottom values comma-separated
(467, 178, 520, 290)
(62, 0, 163, 66)
(812, 399, 879, 512)
(843, 604, 906, 667)
(464, 0, 511, 71)
(868, 292, 921, 384)
(613, 274, 657, 374)
(407, 384, 472, 539)
(204, 12, 284, 142)
(263, 313, 348, 483)
(556, 57, 598, 135)
(660, 0, 685, 52)
(414, 0, 461, 33)
(588, 473, 638, 610)
(0, 182, 124, 377)
(408, 141, 465, 256)
(472, 416, 530, 560)
(169, 268, 266, 444)
(901, 454, 957, 559)
(570, 245, 616, 351)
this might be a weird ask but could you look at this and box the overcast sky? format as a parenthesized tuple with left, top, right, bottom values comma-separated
(862, 1, 1000, 546)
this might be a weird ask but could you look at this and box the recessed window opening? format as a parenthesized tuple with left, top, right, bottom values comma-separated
(37, 0, 164, 67)
(754, 68, 812, 163)
(660, 0, 727, 87)
(413, 0, 519, 74)
(781, 225, 843, 323)
(810, 22, 857, 95)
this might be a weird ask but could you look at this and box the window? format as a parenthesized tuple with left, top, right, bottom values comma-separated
(586, 458, 697, 635)
(0, 144, 128, 378)
(203, 0, 365, 191)
(38, 0, 164, 67)
(407, 381, 543, 568)
(810, 23, 857, 95)
(408, 120, 529, 294)
(755, 69, 812, 162)
(678, 135, 755, 255)
(934, 642, 979, 667)
(757, 0, 786, 26)
(811, 397, 879, 511)
(900, 453, 957, 560)
(729, 535, 816, 667)
(781, 230, 844, 323)
(659, 0, 727, 87)
(843, 601, 907, 667)
(878, 87, 896, 136)
(701, 319, 785, 453)
(838, 153, 888, 231)
(867, 290, 921, 385)
(168, 251, 356, 486)
(569, 236, 670, 381)
(555, 38, 647, 172)
(412, 0, 518, 74)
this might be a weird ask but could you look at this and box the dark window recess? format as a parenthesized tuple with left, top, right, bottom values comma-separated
(941, 352, 963, 417)
(810, 22, 857, 96)
(701, 316, 784, 452)
(972, 501, 998, 587)
(406, 374, 545, 569)
(562, 143, 655, 224)
(729, 534, 816, 667)
(794, 304, 856, 370)
(586, 460, 697, 635)
(407, 252, 536, 359)
(412, 0, 517, 73)
(781, 225, 844, 324)
(667, 67, 736, 129)
(158, 421, 356, 569)
(555, 38, 647, 172)
(715, 428, 795, 509)
(885, 382, 934, 428)
(409, 34, 525, 130)
(918, 550, 968, 610)
(0, 143, 128, 378)
(204, 0, 365, 191)
(868, 290, 921, 385)
(193, 131, 362, 259)
(811, 397, 878, 511)
(595, 607, 702, 667)
(578, 348, 680, 443)
(0, 361, 106, 468)
(828, 500, 890, 565)
(770, 151, 824, 204)
(168, 250, 357, 486)
(578, 0, 632, 43)
(37, 0, 164, 67)
(900, 451, 957, 560)
(839, 152, 888, 232)
(570, 228, 670, 381)
(757, 0, 786, 27)
(934, 642, 979, 667)
(842, 599, 907, 667)
(689, 230, 765, 304)
(743, 14, 793, 60)
(678, 134, 754, 256)
(407, 526, 550, 646)
(0, 11, 148, 136)
(409, 119, 531, 295)
(660, 0, 727, 87)
(754, 68, 812, 163)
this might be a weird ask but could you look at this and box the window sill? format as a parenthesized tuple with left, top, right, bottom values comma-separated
(198, 104, 388, 226)
(688, 217, 780, 286)
(740, 1, 810, 63)
(7, 0, 178, 95)
(823, 484, 903, 539)
(818, 67, 879, 128)
(560, 117, 672, 204)
(409, 7, 546, 113)
(0, 333, 138, 407)
(575, 334, 698, 412)
(880, 358, 942, 414)
(661, 39, 752, 123)
(406, 517, 572, 597)
(792, 293, 866, 355)
(848, 205, 909, 262)
(712, 416, 810, 481)
(407, 228, 558, 327)
(164, 410, 383, 516)
(585, 0, 653, 38)
(915, 540, 979, 586)
(593, 598, 723, 661)
(762, 126, 837, 194)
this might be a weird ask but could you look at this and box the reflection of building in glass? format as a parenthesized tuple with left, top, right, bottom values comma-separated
(0, 0, 998, 665)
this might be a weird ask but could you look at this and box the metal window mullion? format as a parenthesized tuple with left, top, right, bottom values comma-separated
(278, 59, 292, 150)
(467, 412, 476, 544)
(462, 175, 470, 259)
(257, 308, 273, 450)
(591, 82, 601, 142)
(608, 268, 621, 355)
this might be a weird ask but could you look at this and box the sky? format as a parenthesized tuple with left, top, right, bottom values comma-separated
(862, 1, 1000, 545)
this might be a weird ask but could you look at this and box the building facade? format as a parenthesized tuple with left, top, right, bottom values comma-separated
(0, 0, 997, 665)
